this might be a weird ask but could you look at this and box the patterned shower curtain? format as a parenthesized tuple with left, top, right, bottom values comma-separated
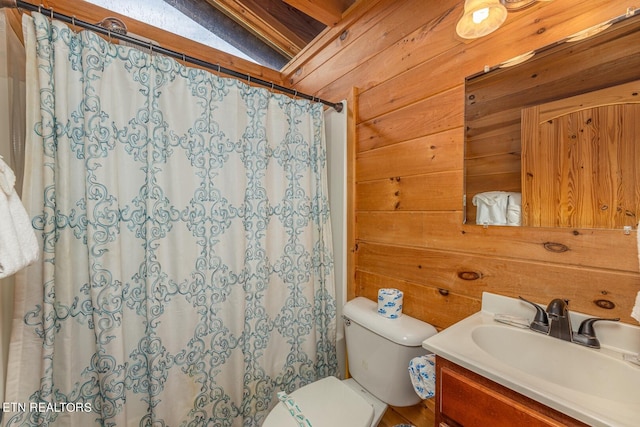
(3, 12, 337, 427)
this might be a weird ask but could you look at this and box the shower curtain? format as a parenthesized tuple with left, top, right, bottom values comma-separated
(4, 12, 337, 427)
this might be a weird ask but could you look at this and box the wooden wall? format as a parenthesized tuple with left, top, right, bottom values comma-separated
(284, 0, 640, 425)
(285, 0, 640, 326)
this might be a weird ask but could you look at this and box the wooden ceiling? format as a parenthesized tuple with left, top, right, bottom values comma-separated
(205, 0, 356, 60)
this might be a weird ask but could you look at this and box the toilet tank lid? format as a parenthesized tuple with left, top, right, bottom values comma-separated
(343, 297, 437, 346)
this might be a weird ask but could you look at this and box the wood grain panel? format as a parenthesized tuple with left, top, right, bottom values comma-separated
(379, 400, 436, 427)
(355, 271, 481, 330)
(356, 215, 640, 272)
(465, 172, 521, 200)
(356, 171, 462, 212)
(346, 88, 358, 301)
(465, 153, 521, 178)
(440, 368, 567, 427)
(357, 86, 463, 152)
(207, 0, 324, 57)
(436, 358, 589, 427)
(356, 128, 462, 182)
(282, 0, 388, 83)
(283, 0, 350, 27)
(356, 241, 639, 322)
(466, 21, 640, 118)
(359, 0, 637, 122)
(355, 3, 463, 121)
(285, 0, 456, 92)
(522, 90, 640, 228)
(464, 123, 520, 159)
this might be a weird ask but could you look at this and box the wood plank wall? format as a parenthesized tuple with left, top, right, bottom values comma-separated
(285, 0, 640, 326)
(283, 0, 640, 425)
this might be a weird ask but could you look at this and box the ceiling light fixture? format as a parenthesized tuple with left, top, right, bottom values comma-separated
(456, 0, 554, 40)
(456, 0, 508, 39)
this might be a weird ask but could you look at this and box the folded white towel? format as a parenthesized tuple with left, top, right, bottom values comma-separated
(0, 157, 38, 279)
(473, 191, 521, 226)
(506, 192, 522, 226)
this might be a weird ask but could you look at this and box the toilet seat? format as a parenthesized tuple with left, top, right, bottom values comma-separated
(262, 376, 375, 427)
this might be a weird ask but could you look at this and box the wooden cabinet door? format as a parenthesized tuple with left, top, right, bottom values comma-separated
(435, 356, 589, 427)
(439, 367, 564, 427)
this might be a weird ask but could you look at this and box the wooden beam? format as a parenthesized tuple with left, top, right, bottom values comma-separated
(207, 0, 324, 58)
(283, 0, 350, 26)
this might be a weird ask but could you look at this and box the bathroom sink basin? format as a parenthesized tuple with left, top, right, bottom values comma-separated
(471, 324, 640, 404)
(422, 292, 640, 427)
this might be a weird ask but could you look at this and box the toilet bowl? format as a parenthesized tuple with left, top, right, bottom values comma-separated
(262, 297, 437, 427)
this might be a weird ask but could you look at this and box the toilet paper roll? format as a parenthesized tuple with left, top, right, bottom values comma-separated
(377, 288, 403, 319)
(408, 354, 436, 399)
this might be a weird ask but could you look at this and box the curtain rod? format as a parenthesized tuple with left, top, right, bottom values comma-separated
(0, 0, 344, 112)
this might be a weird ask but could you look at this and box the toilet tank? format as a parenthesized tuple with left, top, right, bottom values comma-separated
(343, 297, 437, 407)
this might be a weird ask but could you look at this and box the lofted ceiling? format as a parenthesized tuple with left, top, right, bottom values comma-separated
(165, 0, 356, 69)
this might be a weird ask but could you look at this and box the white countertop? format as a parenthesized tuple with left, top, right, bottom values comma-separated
(422, 292, 640, 427)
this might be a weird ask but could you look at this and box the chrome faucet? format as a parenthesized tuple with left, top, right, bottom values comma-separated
(519, 296, 619, 348)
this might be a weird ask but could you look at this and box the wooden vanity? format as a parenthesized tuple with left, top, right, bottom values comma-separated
(435, 356, 589, 427)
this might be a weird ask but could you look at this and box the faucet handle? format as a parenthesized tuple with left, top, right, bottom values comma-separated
(573, 317, 620, 348)
(518, 296, 549, 333)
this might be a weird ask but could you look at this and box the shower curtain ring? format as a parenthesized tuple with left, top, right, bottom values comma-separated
(149, 42, 154, 55)
(38, 4, 42, 13)
(49, 6, 53, 19)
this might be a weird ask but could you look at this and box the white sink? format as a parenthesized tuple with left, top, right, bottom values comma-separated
(423, 292, 640, 427)
(471, 324, 640, 404)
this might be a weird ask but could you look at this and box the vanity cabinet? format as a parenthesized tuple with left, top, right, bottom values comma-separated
(435, 356, 589, 427)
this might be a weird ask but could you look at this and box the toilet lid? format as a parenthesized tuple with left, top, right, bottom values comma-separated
(263, 376, 374, 427)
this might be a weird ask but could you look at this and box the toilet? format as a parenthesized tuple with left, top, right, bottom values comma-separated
(262, 296, 438, 427)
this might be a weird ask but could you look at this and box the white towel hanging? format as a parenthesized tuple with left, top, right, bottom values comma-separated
(0, 156, 38, 279)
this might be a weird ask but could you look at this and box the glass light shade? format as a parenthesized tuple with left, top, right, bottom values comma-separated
(456, 0, 508, 39)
